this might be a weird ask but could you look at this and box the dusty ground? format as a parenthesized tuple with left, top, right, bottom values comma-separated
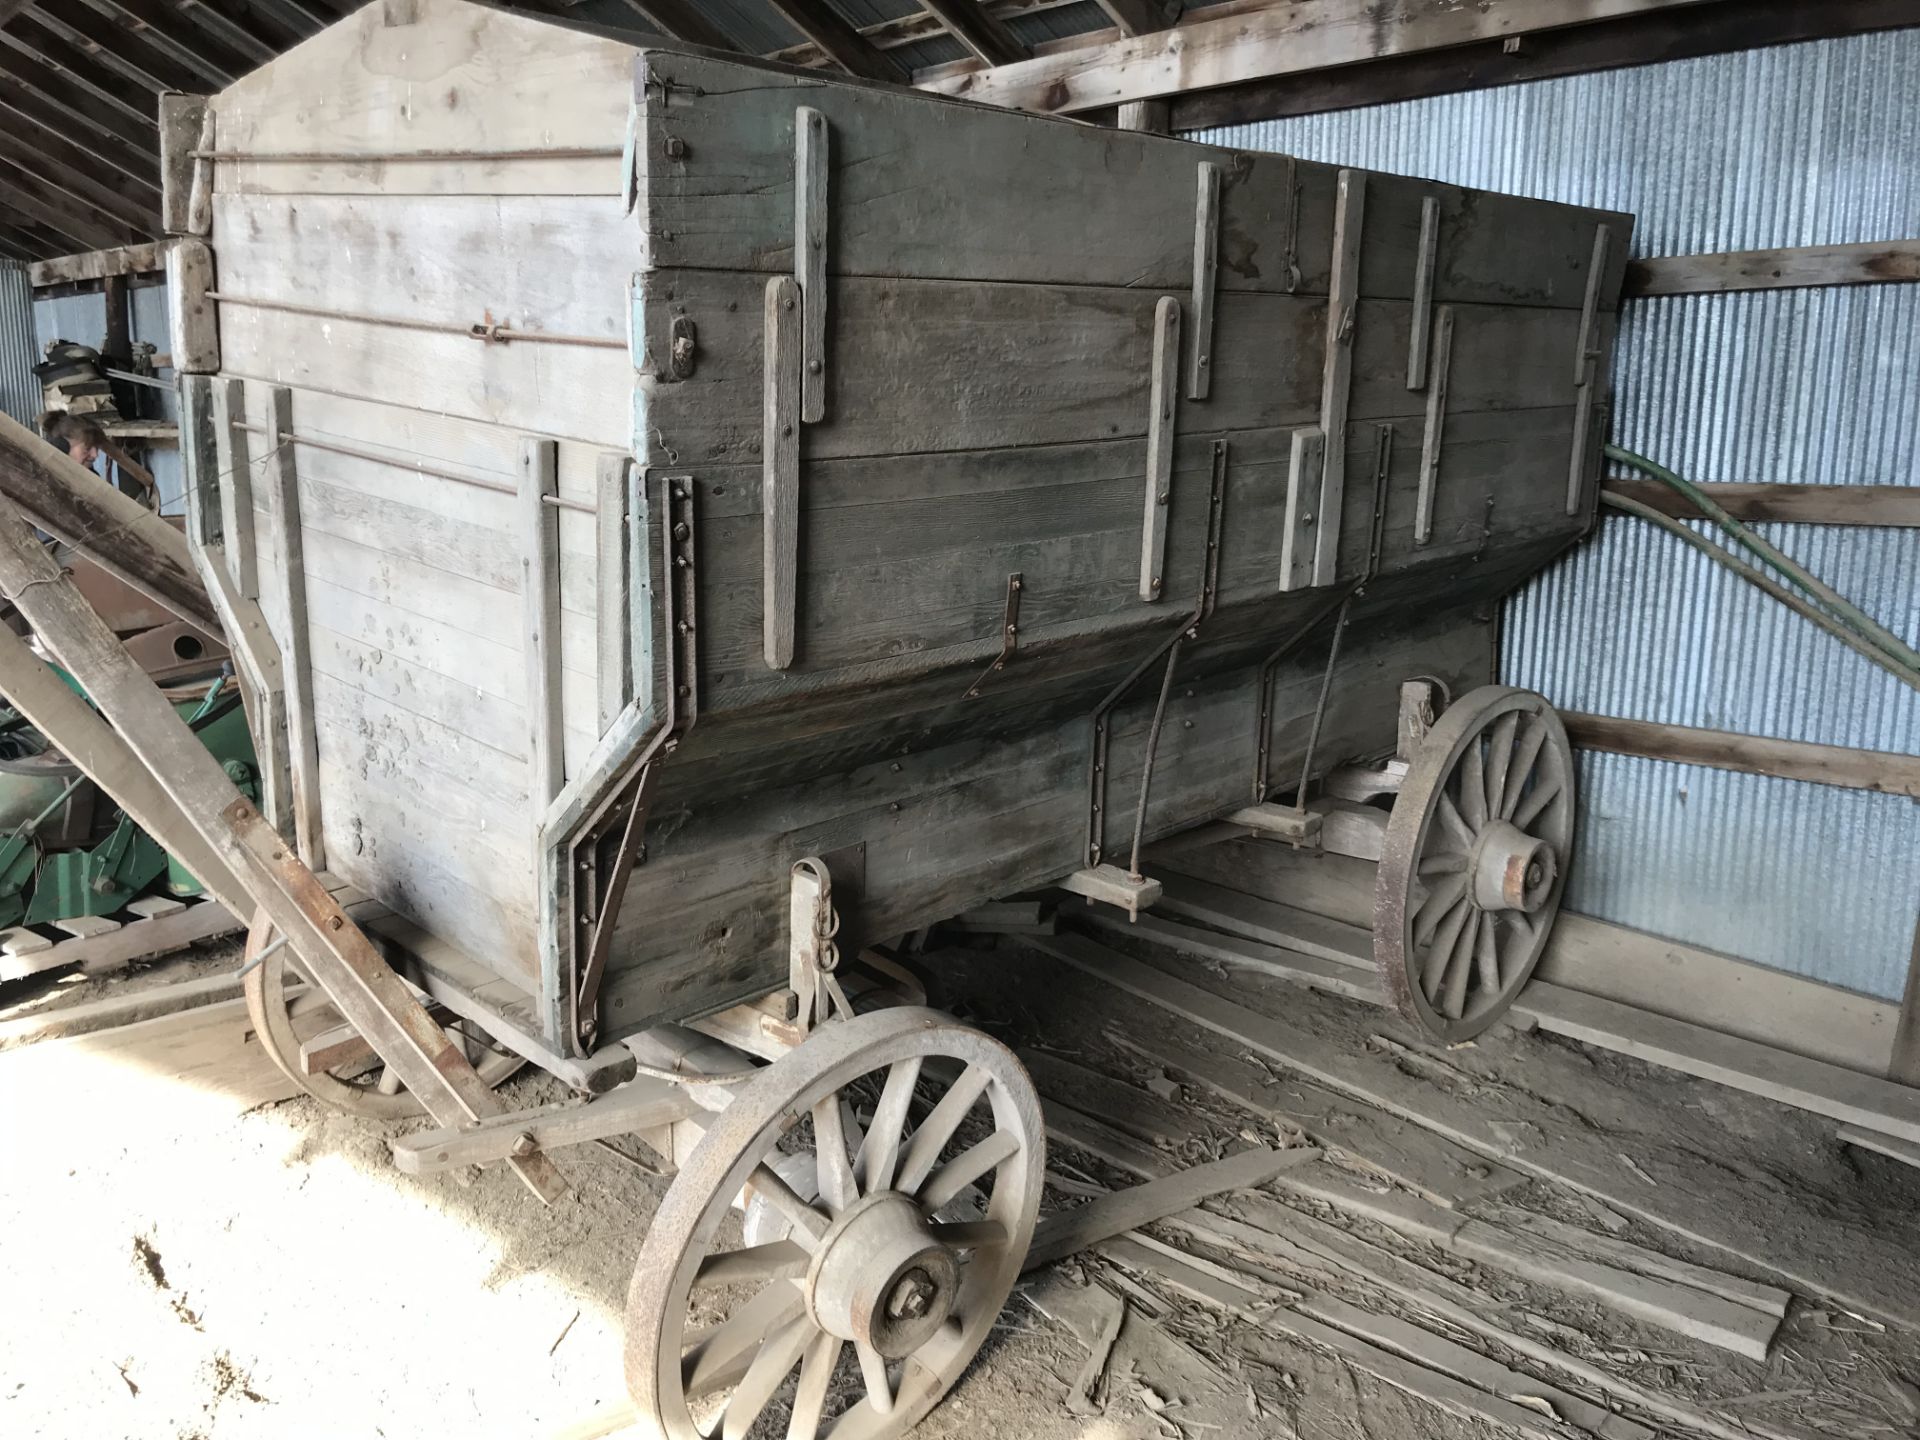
(5, 922, 1920, 1440)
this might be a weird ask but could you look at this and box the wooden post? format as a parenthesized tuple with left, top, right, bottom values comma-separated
(0, 410, 217, 633)
(0, 491, 566, 1204)
(260, 387, 324, 869)
(521, 437, 565, 803)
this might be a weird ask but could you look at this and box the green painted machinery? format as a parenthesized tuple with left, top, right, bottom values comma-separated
(0, 669, 257, 931)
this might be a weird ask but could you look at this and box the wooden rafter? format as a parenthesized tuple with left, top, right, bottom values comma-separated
(1, 21, 163, 123)
(172, 0, 281, 66)
(0, 75, 161, 189)
(0, 124, 156, 232)
(0, 168, 122, 251)
(766, 0, 1082, 66)
(613, 0, 739, 51)
(25, 5, 216, 93)
(762, 0, 905, 81)
(923, 0, 1730, 113)
(0, 42, 160, 155)
(1170, 0, 1920, 127)
(93, 0, 256, 85)
(917, 0, 1029, 65)
(1089, 0, 1176, 38)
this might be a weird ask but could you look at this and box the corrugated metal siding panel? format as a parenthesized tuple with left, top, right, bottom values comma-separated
(1191, 32, 1920, 998)
(0, 262, 36, 427)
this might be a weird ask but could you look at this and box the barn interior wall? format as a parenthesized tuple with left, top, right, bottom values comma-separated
(1190, 30, 1920, 998)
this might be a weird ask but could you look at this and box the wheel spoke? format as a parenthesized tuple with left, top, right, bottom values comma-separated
(920, 1128, 1020, 1214)
(855, 1057, 923, 1196)
(1472, 911, 1500, 999)
(1437, 910, 1476, 1019)
(375, 1064, 404, 1096)
(897, 1064, 991, 1196)
(1435, 791, 1476, 852)
(747, 1163, 831, 1246)
(693, 1239, 811, 1293)
(787, 1331, 843, 1440)
(1513, 773, 1564, 831)
(1458, 739, 1487, 831)
(684, 1281, 805, 1399)
(1484, 712, 1518, 820)
(856, 1339, 894, 1416)
(813, 1095, 859, 1213)
(1421, 898, 1473, 996)
(1499, 911, 1541, 986)
(1500, 719, 1548, 820)
(1413, 874, 1468, 948)
(722, 1316, 815, 1440)
(1418, 852, 1468, 877)
(929, 1217, 1009, 1251)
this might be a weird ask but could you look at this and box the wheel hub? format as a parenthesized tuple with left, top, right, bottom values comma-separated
(806, 1192, 959, 1359)
(1469, 818, 1556, 913)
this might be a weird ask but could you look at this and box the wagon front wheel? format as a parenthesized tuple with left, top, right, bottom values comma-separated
(1374, 685, 1576, 1043)
(240, 904, 524, 1119)
(625, 1008, 1044, 1439)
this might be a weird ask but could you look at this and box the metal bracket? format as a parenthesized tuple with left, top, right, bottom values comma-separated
(666, 314, 698, 380)
(962, 571, 1023, 700)
(568, 475, 698, 1048)
(789, 856, 848, 1032)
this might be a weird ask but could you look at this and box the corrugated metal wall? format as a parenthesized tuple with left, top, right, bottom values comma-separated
(0, 262, 37, 427)
(1192, 31, 1920, 998)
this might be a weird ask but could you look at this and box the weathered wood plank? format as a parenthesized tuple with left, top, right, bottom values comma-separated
(521, 438, 564, 807)
(260, 386, 324, 870)
(1561, 711, 1920, 798)
(1187, 162, 1220, 399)
(1626, 238, 1920, 297)
(1603, 477, 1920, 528)
(1139, 295, 1180, 601)
(27, 241, 164, 288)
(594, 452, 631, 733)
(922, 0, 1720, 114)
(641, 49, 1631, 309)
(763, 276, 803, 669)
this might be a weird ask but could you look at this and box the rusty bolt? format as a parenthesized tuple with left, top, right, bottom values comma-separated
(672, 521, 689, 540)
(510, 1132, 539, 1159)
(887, 1269, 937, 1321)
(328, 915, 344, 931)
(663, 136, 687, 159)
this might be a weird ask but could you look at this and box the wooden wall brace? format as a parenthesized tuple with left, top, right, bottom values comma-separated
(1627, 238, 1920, 298)
(595, 452, 633, 734)
(795, 106, 829, 425)
(521, 437, 565, 806)
(1314, 169, 1365, 585)
(1602, 479, 1920, 530)
(158, 94, 208, 236)
(1414, 305, 1455, 546)
(1407, 195, 1440, 390)
(214, 378, 258, 600)
(178, 374, 222, 553)
(262, 388, 324, 869)
(167, 240, 219, 375)
(1560, 711, 1920, 800)
(1568, 223, 1612, 515)
(1278, 427, 1325, 593)
(764, 276, 803, 669)
(1139, 295, 1182, 601)
(1189, 161, 1222, 400)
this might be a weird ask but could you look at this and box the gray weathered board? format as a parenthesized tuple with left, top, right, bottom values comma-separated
(184, 0, 1630, 1056)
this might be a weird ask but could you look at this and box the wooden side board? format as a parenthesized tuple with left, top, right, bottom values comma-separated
(640, 49, 1633, 309)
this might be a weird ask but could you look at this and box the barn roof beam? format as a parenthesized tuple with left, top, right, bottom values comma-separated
(762, 0, 905, 81)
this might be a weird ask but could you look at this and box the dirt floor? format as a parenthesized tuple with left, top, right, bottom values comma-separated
(5, 914, 1920, 1440)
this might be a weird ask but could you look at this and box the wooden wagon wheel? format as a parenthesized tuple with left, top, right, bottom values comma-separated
(240, 905, 524, 1120)
(1375, 685, 1576, 1043)
(625, 1008, 1043, 1440)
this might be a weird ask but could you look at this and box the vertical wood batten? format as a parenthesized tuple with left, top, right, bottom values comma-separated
(795, 106, 829, 425)
(595, 452, 633, 734)
(262, 385, 324, 869)
(1139, 295, 1181, 602)
(215, 377, 259, 599)
(1315, 169, 1365, 586)
(764, 276, 803, 669)
(522, 437, 565, 807)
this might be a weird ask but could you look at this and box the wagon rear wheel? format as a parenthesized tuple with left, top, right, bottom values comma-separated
(626, 1008, 1043, 1439)
(1374, 685, 1575, 1043)
(240, 904, 524, 1119)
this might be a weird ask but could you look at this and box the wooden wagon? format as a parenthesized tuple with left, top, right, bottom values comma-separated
(0, 1, 1629, 1433)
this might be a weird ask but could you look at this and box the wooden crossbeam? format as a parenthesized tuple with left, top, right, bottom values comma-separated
(1560, 712, 1920, 800)
(923, 0, 1727, 114)
(28, 241, 166, 288)
(918, 0, 1029, 65)
(763, 0, 905, 81)
(1169, 0, 1920, 129)
(1603, 477, 1920, 529)
(1627, 238, 1920, 297)
(614, 0, 739, 51)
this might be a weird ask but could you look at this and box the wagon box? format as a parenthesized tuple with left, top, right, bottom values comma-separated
(0, 0, 1631, 1431)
